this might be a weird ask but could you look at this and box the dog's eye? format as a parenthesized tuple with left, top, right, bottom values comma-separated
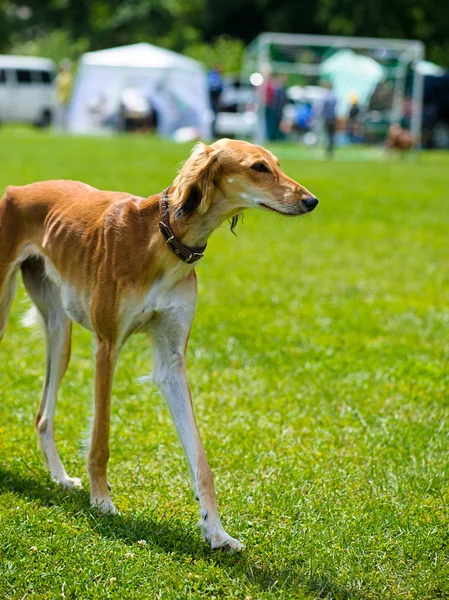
(251, 162, 270, 173)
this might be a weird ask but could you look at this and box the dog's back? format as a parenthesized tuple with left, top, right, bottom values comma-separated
(1, 180, 133, 237)
(0, 181, 151, 339)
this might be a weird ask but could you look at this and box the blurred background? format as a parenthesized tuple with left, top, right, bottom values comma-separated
(0, 0, 448, 151)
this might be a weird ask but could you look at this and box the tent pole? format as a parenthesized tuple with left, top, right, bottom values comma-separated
(255, 36, 269, 143)
(390, 57, 408, 125)
(411, 59, 424, 150)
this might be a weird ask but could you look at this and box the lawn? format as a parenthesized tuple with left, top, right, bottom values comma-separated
(1, 128, 449, 599)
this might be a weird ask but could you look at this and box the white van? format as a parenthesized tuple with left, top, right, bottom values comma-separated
(0, 55, 56, 127)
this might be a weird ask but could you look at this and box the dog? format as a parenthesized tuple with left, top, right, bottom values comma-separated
(386, 123, 414, 155)
(0, 138, 318, 550)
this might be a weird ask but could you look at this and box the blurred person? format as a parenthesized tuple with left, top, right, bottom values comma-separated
(347, 92, 361, 142)
(296, 102, 313, 133)
(263, 69, 278, 141)
(322, 81, 337, 158)
(273, 75, 288, 140)
(54, 59, 73, 131)
(208, 65, 224, 137)
(401, 96, 413, 130)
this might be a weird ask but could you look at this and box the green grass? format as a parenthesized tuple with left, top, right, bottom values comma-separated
(1, 128, 449, 599)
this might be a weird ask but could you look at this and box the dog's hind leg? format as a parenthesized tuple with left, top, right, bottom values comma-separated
(21, 257, 81, 489)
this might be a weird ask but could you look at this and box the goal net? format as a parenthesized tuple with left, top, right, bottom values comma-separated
(242, 33, 425, 147)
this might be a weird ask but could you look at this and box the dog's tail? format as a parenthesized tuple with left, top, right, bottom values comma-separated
(0, 188, 20, 341)
(21, 305, 42, 329)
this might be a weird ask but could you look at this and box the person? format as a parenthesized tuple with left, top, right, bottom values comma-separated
(401, 96, 413, 130)
(347, 92, 361, 142)
(207, 66, 224, 138)
(273, 75, 288, 140)
(263, 71, 278, 141)
(54, 59, 73, 131)
(296, 102, 313, 133)
(322, 82, 337, 158)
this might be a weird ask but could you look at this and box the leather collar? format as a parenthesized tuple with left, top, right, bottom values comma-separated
(159, 188, 207, 264)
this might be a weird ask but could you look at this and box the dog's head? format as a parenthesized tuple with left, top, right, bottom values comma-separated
(171, 138, 318, 222)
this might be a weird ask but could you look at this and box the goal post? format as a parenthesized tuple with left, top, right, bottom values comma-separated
(242, 33, 425, 146)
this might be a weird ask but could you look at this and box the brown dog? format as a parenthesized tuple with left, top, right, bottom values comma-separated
(386, 123, 414, 154)
(0, 138, 318, 550)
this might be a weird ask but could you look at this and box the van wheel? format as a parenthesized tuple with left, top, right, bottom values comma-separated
(35, 109, 52, 128)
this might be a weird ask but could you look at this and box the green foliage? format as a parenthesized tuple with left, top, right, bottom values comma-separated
(9, 30, 89, 64)
(314, 0, 449, 65)
(1, 128, 449, 598)
(184, 36, 245, 73)
(0, 0, 448, 67)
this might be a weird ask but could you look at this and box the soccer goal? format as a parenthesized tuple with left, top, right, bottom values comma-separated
(242, 33, 425, 146)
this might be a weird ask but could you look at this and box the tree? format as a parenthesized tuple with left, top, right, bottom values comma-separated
(1, 0, 448, 67)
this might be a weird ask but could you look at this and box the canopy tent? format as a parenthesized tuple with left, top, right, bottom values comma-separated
(320, 49, 385, 117)
(68, 43, 211, 137)
(415, 60, 445, 77)
(243, 33, 425, 144)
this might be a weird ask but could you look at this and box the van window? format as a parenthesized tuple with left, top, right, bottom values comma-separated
(16, 69, 32, 84)
(0, 69, 5, 84)
(28, 69, 54, 85)
(40, 70, 53, 84)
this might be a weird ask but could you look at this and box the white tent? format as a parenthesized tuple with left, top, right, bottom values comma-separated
(415, 60, 445, 77)
(321, 49, 385, 117)
(68, 43, 211, 137)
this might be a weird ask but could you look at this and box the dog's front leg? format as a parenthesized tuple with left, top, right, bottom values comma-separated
(152, 279, 242, 551)
(88, 340, 118, 514)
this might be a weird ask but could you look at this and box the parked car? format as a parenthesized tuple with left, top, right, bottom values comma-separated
(214, 77, 257, 138)
(0, 55, 56, 127)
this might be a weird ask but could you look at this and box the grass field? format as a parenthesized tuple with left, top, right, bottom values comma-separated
(1, 128, 449, 599)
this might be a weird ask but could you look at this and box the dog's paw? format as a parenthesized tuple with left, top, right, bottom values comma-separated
(203, 528, 243, 552)
(53, 475, 83, 490)
(215, 535, 243, 552)
(91, 497, 119, 516)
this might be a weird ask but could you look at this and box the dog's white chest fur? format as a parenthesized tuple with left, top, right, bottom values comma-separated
(119, 262, 195, 340)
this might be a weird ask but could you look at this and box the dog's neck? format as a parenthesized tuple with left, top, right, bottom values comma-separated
(168, 189, 241, 250)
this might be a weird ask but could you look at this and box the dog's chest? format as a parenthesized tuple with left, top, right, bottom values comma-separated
(121, 264, 194, 336)
(40, 250, 193, 338)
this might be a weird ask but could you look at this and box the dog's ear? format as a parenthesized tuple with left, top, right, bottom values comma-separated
(172, 142, 219, 218)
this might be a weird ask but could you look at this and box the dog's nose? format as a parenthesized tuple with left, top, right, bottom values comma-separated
(303, 196, 319, 211)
